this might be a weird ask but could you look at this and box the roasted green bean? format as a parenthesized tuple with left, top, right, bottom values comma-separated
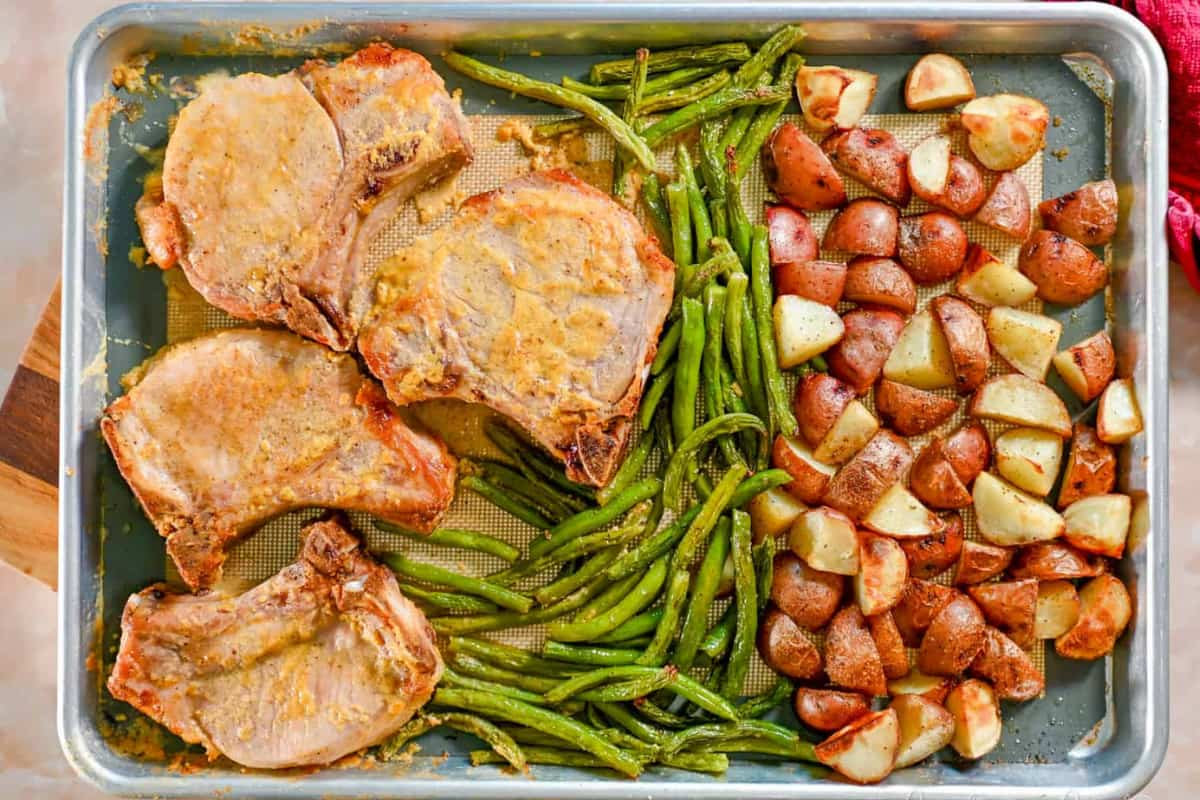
(651, 319, 682, 375)
(671, 297, 705, 445)
(529, 477, 661, 558)
(663, 415, 763, 511)
(534, 546, 622, 606)
(383, 554, 533, 612)
(449, 637, 579, 678)
(635, 568, 690, 666)
(597, 433, 653, 505)
(674, 517, 731, 670)
(593, 608, 665, 645)
(399, 584, 499, 615)
(561, 65, 722, 99)
(452, 654, 561, 694)
(640, 84, 790, 149)
(731, 53, 804, 181)
(721, 510, 758, 699)
(639, 363, 676, 432)
(750, 224, 799, 437)
(589, 42, 752, 83)
(675, 144, 715, 263)
(666, 179, 694, 275)
(373, 520, 520, 564)
(436, 712, 526, 769)
(543, 641, 642, 666)
(547, 555, 669, 642)
(640, 171, 673, 245)
(461, 476, 554, 530)
(640, 69, 732, 114)
(737, 677, 794, 719)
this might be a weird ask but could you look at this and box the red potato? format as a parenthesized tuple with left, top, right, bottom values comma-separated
(1057, 423, 1117, 509)
(873, 379, 958, 436)
(767, 204, 819, 266)
(1055, 573, 1133, 660)
(1009, 540, 1107, 581)
(960, 93, 1049, 171)
(891, 694, 956, 769)
(973, 472, 1067, 546)
(1038, 178, 1118, 245)
(943, 421, 992, 486)
(892, 578, 958, 646)
(868, 610, 911, 680)
(910, 438, 972, 509)
(822, 128, 912, 206)
(940, 155, 989, 218)
(946, 679, 1002, 759)
(930, 295, 989, 393)
(770, 551, 845, 629)
(968, 373, 1072, 437)
(887, 668, 954, 704)
(774, 295, 846, 368)
(822, 429, 915, 521)
(907, 134, 986, 217)
(772, 434, 838, 504)
(763, 122, 848, 211)
(825, 605, 889, 696)
(757, 607, 825, 679)
(974, 170, 1033, 241)
(968, 627, 1044, 701)
(774, 260, 847, 307)
(855, 532, 909, 616)
(898, 212, 968, 284)
(862, 483, 945, 539)
(794, 688, 871, 732)
(790, 506, 862, 576)
(904, 54, 976, 111)
(967, 578, 1038, 648)
(795, 373, 856, 449)
(953, 540, 1015, 586)
(825, 308, 906, 395)
(822, 198, 899, 257)
(843, 256, 917, 314)
(917, 594, 987, 677)
(813, 709, 900, 784)
(1062, 493, 1132, 559)
(1097, 378, 1144, 444)
(747, 486, 807, 543)
(956, 243, 1039, 307)
(1018, 230, 1108, 306)
(1036, 580, 1081, 639)
(797, 66, 879, 132)
(898, 512, 965, 579)
(1053, 331, 1115, 403)
(813, 400, 879, 466)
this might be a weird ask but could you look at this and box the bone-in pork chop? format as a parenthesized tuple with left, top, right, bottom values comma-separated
(136, 44, 472, 350)
(358, 169, 675, 487)
(101, 328, 457, 590)
(107, 516, 443, 769)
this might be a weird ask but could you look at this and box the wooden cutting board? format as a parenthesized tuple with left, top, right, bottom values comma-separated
(0, 282, 60, 588)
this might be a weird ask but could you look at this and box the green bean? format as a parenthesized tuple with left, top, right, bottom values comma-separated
(750, 224, 799, 437)
(473, 460, 573, 521)
(441, 667, 550, 706)
(673, 248, 739, 315)
(701, 284, 744, 469)
(641, 84, 790, 150)
(436, 712, 526, 769)
(662, 751, 730, 773)
(732, 53, 804, 181)
(461, 476, 554, 530)
(492, 502, 648, 585)
(574, 569, 644, 623)
(484, 423, 596, 502)
(445, 52, 654, 170)
(699, 120, 728, 203)
(725, 162, 753, 264)
(383, 553, 533, 612)
(612, 48, 649, 199)
(674, 518, 731, 670)
(430, 569, 612, 635)
(671, 297, 705, 445)
(674, 144, 715, 264)
(639, 364, 676, 432)
(641, 172, 672, 245)
(753, 535, 776, 612)
(449, 637, 579, 678)
(595, 701, 670, 745)
(672, 466, 745, 573)
(665, 180, 693, 274)
(633, 697, 691, 729)
(651, 320, 682, 375)
(723, 272, 751, 394)
(720, 510, 757, 700)
(597, 434, 653, 505)
(664, 415, 763, 511)
(549, 555, 669, 642)
(704, 660, 727, 693)
(636, 569, 691, 666)
(534, 546, 621, 606)
(532, 116, 594, 139)
(544, 665, 663, 705)
(737, 677, 794, 719)
(561, 65, 722, 99)
(544, 641, 642, 666)
(810, 353, 829, 372)
(640, 69, 732, 114)
(709, 197, 729, 241)
(529, 476, 661, 558)
(434, 687, 643, 777)
(377, 715, 440, 760)
(593, 608, 665, 645)
(399, 584, 499, 615)
(670, 670, 740, 721)
(652, 405, 675, 459)
(729, 26, 805, 90)
(714, 737, 816, 759)
(373, 520, 520, 564)
(664, 719, 812, 759)
(700, 605, 736, 659)
(578, 675, 675, 703)
(589, 42, 752, 84)
(452, 654, 561, 694)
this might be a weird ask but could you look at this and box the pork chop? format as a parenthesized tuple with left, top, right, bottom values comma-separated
(107, 516, 443, 769)
(136, 44, 473, 350)
(358, 169, 675, 487)
(101, 328, 457, 590)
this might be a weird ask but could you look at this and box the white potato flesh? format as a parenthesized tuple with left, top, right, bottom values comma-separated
(946, 679, 1002, 759)
(905, 54, 976, 111)
(855, 533, 908, 616)
(774, 295, 845, 369)
(908, 134, 952, 197)
(972, 472, 1065, 546)
(1096, 378, 1144, 444)
(883, 309, 957, 390)
(1062, 493, 1132, 558)
(960, 94, 1049, 171)
(748, 487, 807, 543)
(887, 668, 953, 701)
(1035, 580, 1081, 639)
(863, 483, 944, 538)
(957, 256, 1038, 307)
(814, 709, 900, 784)
(891, 694, 956, 768)
(969, 373, 1071, 437)
(798, 66, 879, 132)
(986, 307, 1063, 380)
(790, 507, 861, 575)
(815, 400, 879, 465)
(994, 427, 1064, 497)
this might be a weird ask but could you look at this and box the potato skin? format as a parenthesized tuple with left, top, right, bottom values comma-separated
(917, 595, 987, 677)
(767, 204, 819, 265)
(1038, 178, 1118, 245)
(843, 256, 917, 314)
(824, 605, 889, 696)
(795, 372, 856, 448)
(1054, 573, 1132, 661)
(826, 308, 906, 395)
(1055, 330, 1115, 403)
(953, 540, 1015, 585)
(758, 606, 825, 679)
(930, 295, 989, 393)
(898, 512, 965, 579)
(794, 688, 871, 732)
(898, 212, 968, 284)
(939, 155, 988, 217)
(968, 578, 1038, 648)
(772, 434, 836, 504)
(764, 122, 847, 211)
(969, 626, 1045, 701)
(774, 260, 847, 307)
(868, 610, 910, 679)
(1018, 230, 1107, 305)
(892, 578, 958, 646)
(770, 551, 845, 629)
(823, 429, 914, 521)
(910, 438, 972, 510)
(1009, 540, 1107, 581)
(942, 421, 991, 486)
(822, 198, 899, 257)
(874, 380, 958, 436)
(1057, 423, 1118, 508)
(822, 128, 912, 206)
(974, 171, 1032, 241)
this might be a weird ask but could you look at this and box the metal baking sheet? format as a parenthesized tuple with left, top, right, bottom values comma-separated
(59, 3, 1169, 798)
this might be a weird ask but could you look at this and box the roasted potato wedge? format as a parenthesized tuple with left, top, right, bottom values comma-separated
(855, 531, 910, 615)
(795, 687, 871, 732)
(994, 427, 1064, 497)
(956, 243, 1038, 307)
(910, 438, 972, 509)
(774, 294, 846, 369)
(918, 594, 987, 676)
(1055, 573, 1133, 660)
(1038, 178, 1118, 245)
(883, 309, 957, 390)
(767, 204, 819, 266)
(1018, 229, 1107, 305)
(827, 308, 906, 395)
(814, 709, 900, 784)
(1052, 331, 1115, 403)
(942, 421, 991, 486)
(972, 472, 1066, 546)
(968, 374, 1071, 437)
(974, 171, 1032, 241)
(1010, 541, 1106, 581)
(822, 198, 899, 257)
(757, 606, 825, 679)
(898, 512, 965, 579)
(940, 155, 988, 218)
(843, 256, 917, 314)
(904, 54, 976, 111)
(771, 551, 845, 629)
(796, 373, 857, 449)
(907, 135, 985, 216)
(1035, 580, 1081, 639)
(897, 212, 968, 284)
(960, 93, 1049, 171)
(892, 578, 958, 646)
(1062, 493, 1132, 558)
(967, 578, 1038, 648)
(930, 295, 989, 393)
(1096, 377, 1143, 444)
(891, 694, 956, 769)
(823, 430, 915, 521)
(825, 606, 889, 696)
(953, 539, 1015, 585)
(747, 485, 808, 543)
(887, 668, 953, 704)
(763, 122, 847, 211)
(970, 625, 1044, 701)
(946, 679, 1002, 759)
(774, 260, 847, 307)
(790, 506, 861, 575)
(797, 66, 879, 132)
(868, 610, 911, 680)
(986, 307, 1063, 381)
(822, 128, 912, 206)
(1057, 424, 1117, 508)
(773, 434, 839, 504)
(874, 379, 958, 436)
(815, 400, 880, 466)
(863, 483, 944, 539)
